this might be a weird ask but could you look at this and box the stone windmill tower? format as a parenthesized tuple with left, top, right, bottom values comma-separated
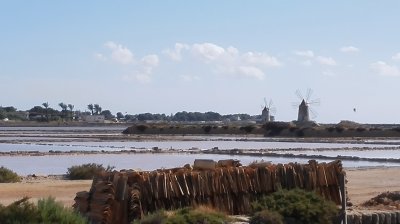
(294, 89, 320, 123)
(261, 98, 276, 123)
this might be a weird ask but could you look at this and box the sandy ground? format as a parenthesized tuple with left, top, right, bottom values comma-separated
(0, 167, 399, 209)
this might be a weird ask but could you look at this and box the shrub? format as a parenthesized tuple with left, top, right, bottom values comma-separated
(135, 206, 230, 224)
(136, 210, 167, 224)
(240, 125, 255, 133)
(250, 210, 284, 224)
(66, 163, 115, 180)
(0, 197, 38, 223)
(0, 197, 87, 224)
(0, 166, 21, 183)
(203, 125, 212, 134)
(335, 126, 344, 133)
(264, 122, 291, 136)
(356, 127, 366, 132)
(136, 125, 148, 132)
(326, 127, 335, 132)
(166, 206, 229, 224)
(251, 189, 338, 224)
(296, 129, 305, 137)
(37, 197, 87, 223)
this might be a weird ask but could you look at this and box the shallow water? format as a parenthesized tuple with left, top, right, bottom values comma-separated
(1, 126, 400, 175)
(0, 153, 397, 175)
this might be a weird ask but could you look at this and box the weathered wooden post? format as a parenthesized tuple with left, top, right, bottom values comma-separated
(339, 172, 347, 224)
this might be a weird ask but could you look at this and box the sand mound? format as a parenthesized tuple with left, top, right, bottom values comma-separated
(363, 191, 400, 209)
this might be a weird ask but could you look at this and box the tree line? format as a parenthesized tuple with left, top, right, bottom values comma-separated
(1, 103, 260, 122)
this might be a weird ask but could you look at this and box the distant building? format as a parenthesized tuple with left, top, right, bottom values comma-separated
(297, 100, 310, 122)
(81, 115, 105, 123)
(261, 106, 270, 123)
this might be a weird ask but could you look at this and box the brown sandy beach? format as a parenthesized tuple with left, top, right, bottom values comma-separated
(0, 167, 399, 211)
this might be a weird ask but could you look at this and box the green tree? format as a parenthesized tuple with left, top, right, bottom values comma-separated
(87, 104, 94, 115)
(42, 102, 49, 122)
(100, 110, 114, 119)
(94, 104, 102, 115)
(67, 104, 74, 120)
(58, 103, 68, 119)
(116, 112, 124, 120)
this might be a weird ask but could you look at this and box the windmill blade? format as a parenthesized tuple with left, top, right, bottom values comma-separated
(268, 99, 273, 109)
(309, 107, 318, 119)
(270, 107, 277, 115)
(306, 88, 313, 102)
(263, 97, 267, 107)
(291, 102, 299, 109)
(295, 89, 303, 101)
(308, 98, 321, 106)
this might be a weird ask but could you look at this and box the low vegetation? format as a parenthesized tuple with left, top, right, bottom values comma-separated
(0, 166, 21, 183)
(251, 189, 338, 224)
(0, 197, 87, 224)
(134, 206, 231, 224)
(249, 210, 284, 224)
(66, 163, 115, 180)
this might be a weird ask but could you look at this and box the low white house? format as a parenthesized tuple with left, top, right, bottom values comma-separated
(81, 115, 105, 123)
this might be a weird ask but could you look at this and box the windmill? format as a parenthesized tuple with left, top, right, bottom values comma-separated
(293, 89, 320, 123)
(261, 98, 276, 123)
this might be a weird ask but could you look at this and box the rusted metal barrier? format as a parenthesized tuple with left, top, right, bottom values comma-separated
(74, 159, 344, 224)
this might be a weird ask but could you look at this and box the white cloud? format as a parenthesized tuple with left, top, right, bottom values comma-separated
(370, 61, 400, 76)
(237, 66, 265, 80)
(165, 42, 283, 80)
(316, 56, 337, 66)
(294, 50, 314, 58)
(94, 53, 106, 61)
(340, 46, 360, 53)
(242, 52, 281, 67)
(141, 54, 159, 67)
(122, 73, 152, 83)
(191, 43, 226, 61)
(104, 41, 134, 64)
(163, 43, 189, 61)
(392, 53, 400, 61)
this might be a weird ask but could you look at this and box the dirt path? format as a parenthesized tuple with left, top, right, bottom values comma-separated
(0, 178, 92, 207)
(0, 167, 399, 208)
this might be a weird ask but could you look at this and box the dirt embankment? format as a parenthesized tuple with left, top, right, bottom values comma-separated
(122, 123, 400, 138)
(0, 167, 399, 211)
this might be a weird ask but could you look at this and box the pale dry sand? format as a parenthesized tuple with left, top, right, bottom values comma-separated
(0, 167, 399, 209)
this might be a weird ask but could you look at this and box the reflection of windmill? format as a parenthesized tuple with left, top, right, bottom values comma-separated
(261, 98, 276, 123)
(293, 89, 320, 122)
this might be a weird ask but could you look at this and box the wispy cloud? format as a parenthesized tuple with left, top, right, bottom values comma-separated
(163, 43, 190, 61)
(392, 53, 400, 61)
(315, 56, 337, 66)
(104, 41, 134, 64)
(293, 50, 337, 67)
(94, 53, 106, 61)
(370, 61, 400, 76)
(340, 46, 360, 53)
(294, 50, 314, 58)
(165, 42, 282, 80)
(99, 41, 159, 82)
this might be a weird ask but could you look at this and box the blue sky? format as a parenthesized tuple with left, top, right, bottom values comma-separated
(1, 1, 400, 123)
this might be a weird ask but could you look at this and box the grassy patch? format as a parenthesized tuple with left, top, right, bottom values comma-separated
(66, 163, 115, 180)
(251, 189, 338, 224)
(0, 166, 21, 183)
(134, 206, 230, 224)
(0, 197, 87, 224)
